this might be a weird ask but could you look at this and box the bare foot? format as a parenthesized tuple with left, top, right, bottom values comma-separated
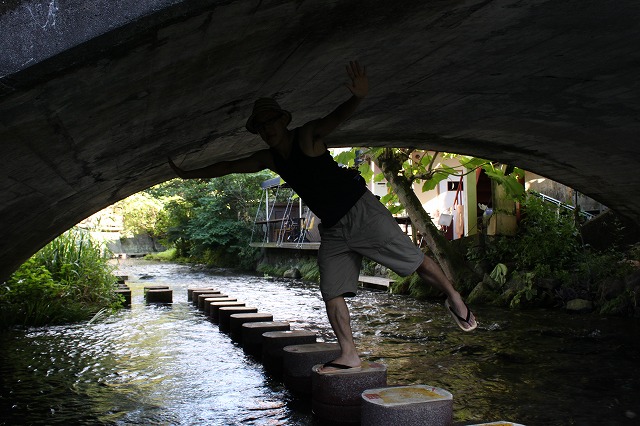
(320, 355, 361, 372)
(446, 294, 477, 331)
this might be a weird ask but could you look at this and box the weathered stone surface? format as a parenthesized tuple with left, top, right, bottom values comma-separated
(204, 296, 235, 316)
(283, 342, 342, 394)
(197, 293, 224, 310)
(145, 288, 172, 304)
(218, 306, 257, 332)
(187, 287, 216, 301)
(190, 290, 220, 306)
(311, 361, 387, 424)
(210, 301, 245, 323)
(566, 298, 594, 313)
(283, 268, 302, 279)
(468, 281, 500, 305)
(229, 312, 273, 342)
(262, 330, 317, 376)
(1, 0, 640, 282)
(241, 321, 291, 357)
(361, 385, 453, 426)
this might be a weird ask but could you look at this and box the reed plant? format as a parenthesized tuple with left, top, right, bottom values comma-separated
(0, 228, 121, 328)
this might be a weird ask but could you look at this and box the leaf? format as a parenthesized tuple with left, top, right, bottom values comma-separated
(334, 150, 356, 167)
(358, 162, 373, 182)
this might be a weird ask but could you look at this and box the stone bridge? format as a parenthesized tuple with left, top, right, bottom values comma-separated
(1, 0, 639, 281)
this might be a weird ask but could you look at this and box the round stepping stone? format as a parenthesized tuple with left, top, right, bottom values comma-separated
(361, 385, 453, 426)
(311, 361, 387, 424)
(210, 301, 245, 323)
(204, 297, 236, 316)
(187, 287, 216, 301)
(143, 285, 169, 294)
(145, 288, 173, 304)
(114, 288, 131, 306)
(197, 293, 225, 310)
(262, 330, 317, 376)
(241, 321, 291, 357)
(191, 289, 220, 305)
(283, 342, 342, 395)
(218, 306, 258, 332)
(229, 313, 273, 342)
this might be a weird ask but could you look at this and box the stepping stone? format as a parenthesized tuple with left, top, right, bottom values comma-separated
(361, 385, 453, 426)
(311, 361, 387, 424)
(229, 313, 274, 342)
(218, 306, 258, 332)
(143, 285, 169, 294)
(190, 289, 220, 305)
(197, 293, 226, 310)
(187, 287, 216, 301)
(145, 288, 172, 304)
(114, 288, 131, 306)
(262, 330, 317, 376)
(204, 297, 236, 316)
(241, 321, 291, 357)
(196, 292, 222, 309)
(210, 301, 245, 323)
(283, 342, 342, 394)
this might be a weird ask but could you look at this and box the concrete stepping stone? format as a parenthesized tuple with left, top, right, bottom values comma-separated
(114, 288, 131, 306)
(145, 288, 173, 304)
(229, 313, 274, 342)
(143, 285, 169, 294)
(210, 301, 245, 323)
(241, 321, 291, 357)
(218, 306, 258, 332)
(361, 385, 453, 426)
(311, 361, 387, 424)
(187, 287, 216, 301)
(204, 297, 236, 316)
(190, 289, 220, 305)
(283, 342, 341, 395)
(196, 292, 223, 309)
(197, 293, 226, 310)
(262, 330, 317, 376)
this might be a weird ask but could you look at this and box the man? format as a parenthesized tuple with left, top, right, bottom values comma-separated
(169, 61, 476, 371)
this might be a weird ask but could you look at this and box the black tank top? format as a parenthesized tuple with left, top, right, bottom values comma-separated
(270, 129, 367, 228)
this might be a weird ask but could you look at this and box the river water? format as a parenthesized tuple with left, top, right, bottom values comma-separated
(1, 260, 639, 425)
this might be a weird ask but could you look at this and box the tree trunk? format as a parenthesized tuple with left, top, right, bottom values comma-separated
(375, 151, 480, 290)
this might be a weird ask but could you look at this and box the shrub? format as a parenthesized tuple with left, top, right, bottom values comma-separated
(0, 228, 120, 328)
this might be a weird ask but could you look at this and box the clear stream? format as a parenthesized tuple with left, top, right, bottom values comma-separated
(1, 260, 639, 425)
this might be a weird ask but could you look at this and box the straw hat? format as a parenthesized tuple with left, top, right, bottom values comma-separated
(245, 97, 292, 134)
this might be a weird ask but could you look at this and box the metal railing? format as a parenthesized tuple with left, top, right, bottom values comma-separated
(530, 191, 596, 220)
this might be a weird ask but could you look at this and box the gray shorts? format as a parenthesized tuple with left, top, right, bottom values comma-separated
(318, 191, 425, 301)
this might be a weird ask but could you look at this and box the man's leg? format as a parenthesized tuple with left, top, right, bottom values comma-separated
(323, 295, 361, 369)
(415, 255, 477, 329)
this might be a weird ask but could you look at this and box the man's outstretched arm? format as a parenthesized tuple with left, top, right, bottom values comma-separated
(306, 61, 368, 143)
(168, 150, 273, 179)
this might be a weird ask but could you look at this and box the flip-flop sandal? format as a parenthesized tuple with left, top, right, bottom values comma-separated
(321, 361, 361, 371)
(445, 299, 478, 332)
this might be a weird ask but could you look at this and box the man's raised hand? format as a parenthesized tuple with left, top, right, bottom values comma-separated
(345, 61, 368, 99)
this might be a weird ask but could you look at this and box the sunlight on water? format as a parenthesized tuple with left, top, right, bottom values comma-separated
(1, 260, 639, 425)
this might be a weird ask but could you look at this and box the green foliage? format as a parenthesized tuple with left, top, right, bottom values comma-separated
(114, 192, 164, 238)
(298, 259, 321, 283)
(147, 172, 271, 268)
(490, 263, 508, 286)
(1, 228, 120, 328)
(144, 247, 177, 261)
(509, 272, 537, 308)
(468, 195, 580, 274)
